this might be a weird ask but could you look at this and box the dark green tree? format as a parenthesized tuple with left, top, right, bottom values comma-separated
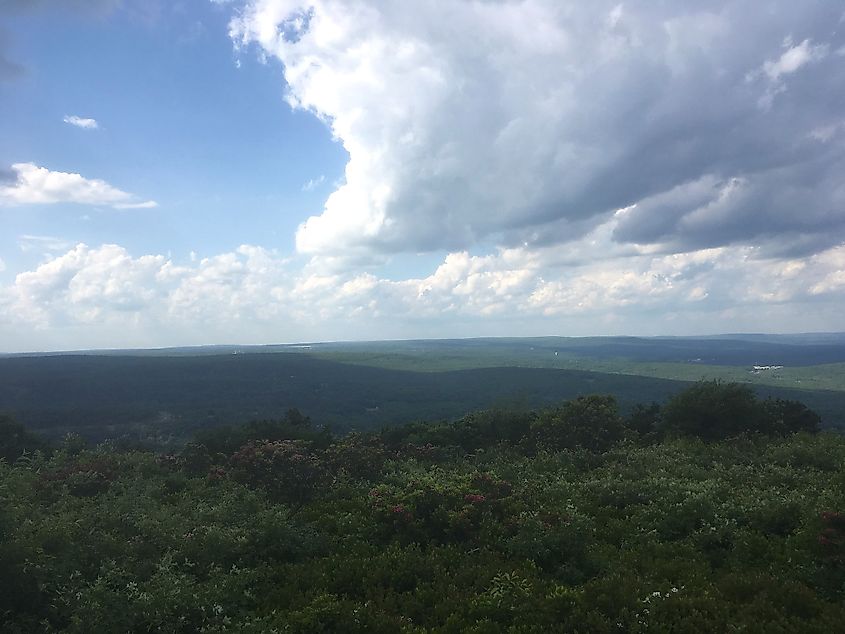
(531, 394, 623, 451)
(624, 402, 663, 440)
(0, 415, 47, 463)
(763, 398, 821, 435)
(660, 381, 764, 440)
(661, 381, 823, 440)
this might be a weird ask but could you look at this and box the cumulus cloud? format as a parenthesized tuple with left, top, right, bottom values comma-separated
(1, 236, 843, 348)
(63, 115, 99, 129)
(0, 162, 158, 209)
(229, 0, 845, 259)
(808, 247, 845, 295)
(611, 165, 845, 257)
(0, 244, 295, 333)
(3, 244, 165, 328)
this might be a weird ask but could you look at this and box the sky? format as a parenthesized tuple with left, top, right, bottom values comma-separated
(0, 0, 844, 352)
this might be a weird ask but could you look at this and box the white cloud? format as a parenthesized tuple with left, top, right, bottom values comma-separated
(113, 200, 159, 209)
(230, 1, 845, 259)
(808, 247, 845, 295)
(762, 39, 827, 81)
(63, 115, 99, 129)
(0, 163, 158, 209)
(4, 244, 166, 326)
(1, 235, 843, 349)
(753, 38, 830, 110)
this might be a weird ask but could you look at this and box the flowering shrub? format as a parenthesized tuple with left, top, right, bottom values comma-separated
(178, 442, 214, 475)
(38, 454, 118, 497)
(398, 442, 459, 463)
(471, 471, 513, 499)
(368, 469, 514, 544)
(818, 511, 845, 563)
(229, 439, 325, 505)
(323, 433, 388, 480)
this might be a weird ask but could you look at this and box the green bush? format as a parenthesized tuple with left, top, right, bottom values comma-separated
(0, 415, 49, 463)
(660, 380, 822, 440)
(661, 381, 763, 440)
(531, 395, 624, 451)
(228, 439, 326, 506)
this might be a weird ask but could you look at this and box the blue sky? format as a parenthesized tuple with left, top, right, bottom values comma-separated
(1, 1, 344, 266)
(1, 1, 844, 351)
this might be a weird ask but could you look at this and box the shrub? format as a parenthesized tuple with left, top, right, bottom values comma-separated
(323, 432, 388, 479)
(661, 381, 823, 440)
(229, 439, 326, 506)
(624, 402, 663, 441)
(661, 381, 765, 440)
(531, 395, 623, 451)
(195, 409, 331, 455)
(178, 442, 214, 475)
(38, 454, 118, 497)
(0, 415, 48, 463)
(763, 398, 821, 435)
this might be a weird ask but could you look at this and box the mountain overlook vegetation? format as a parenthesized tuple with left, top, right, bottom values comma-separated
(2, 380, 843, 632)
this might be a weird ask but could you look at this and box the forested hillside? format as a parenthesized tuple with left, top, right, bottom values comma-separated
(2, 349, 844, 446)
(2, 382, 843, 632)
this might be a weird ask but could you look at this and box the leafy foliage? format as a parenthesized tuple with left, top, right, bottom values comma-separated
(1, 385, 843, 631)
(195, 408, 332, 455)
(532, 394, 624, 451)
(661, 380, 821, 440)
(0, 414, 48, 463)
(229, 439, 326, 506)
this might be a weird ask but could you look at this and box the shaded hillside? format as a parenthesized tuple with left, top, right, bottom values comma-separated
(1, 353, 843, 444)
